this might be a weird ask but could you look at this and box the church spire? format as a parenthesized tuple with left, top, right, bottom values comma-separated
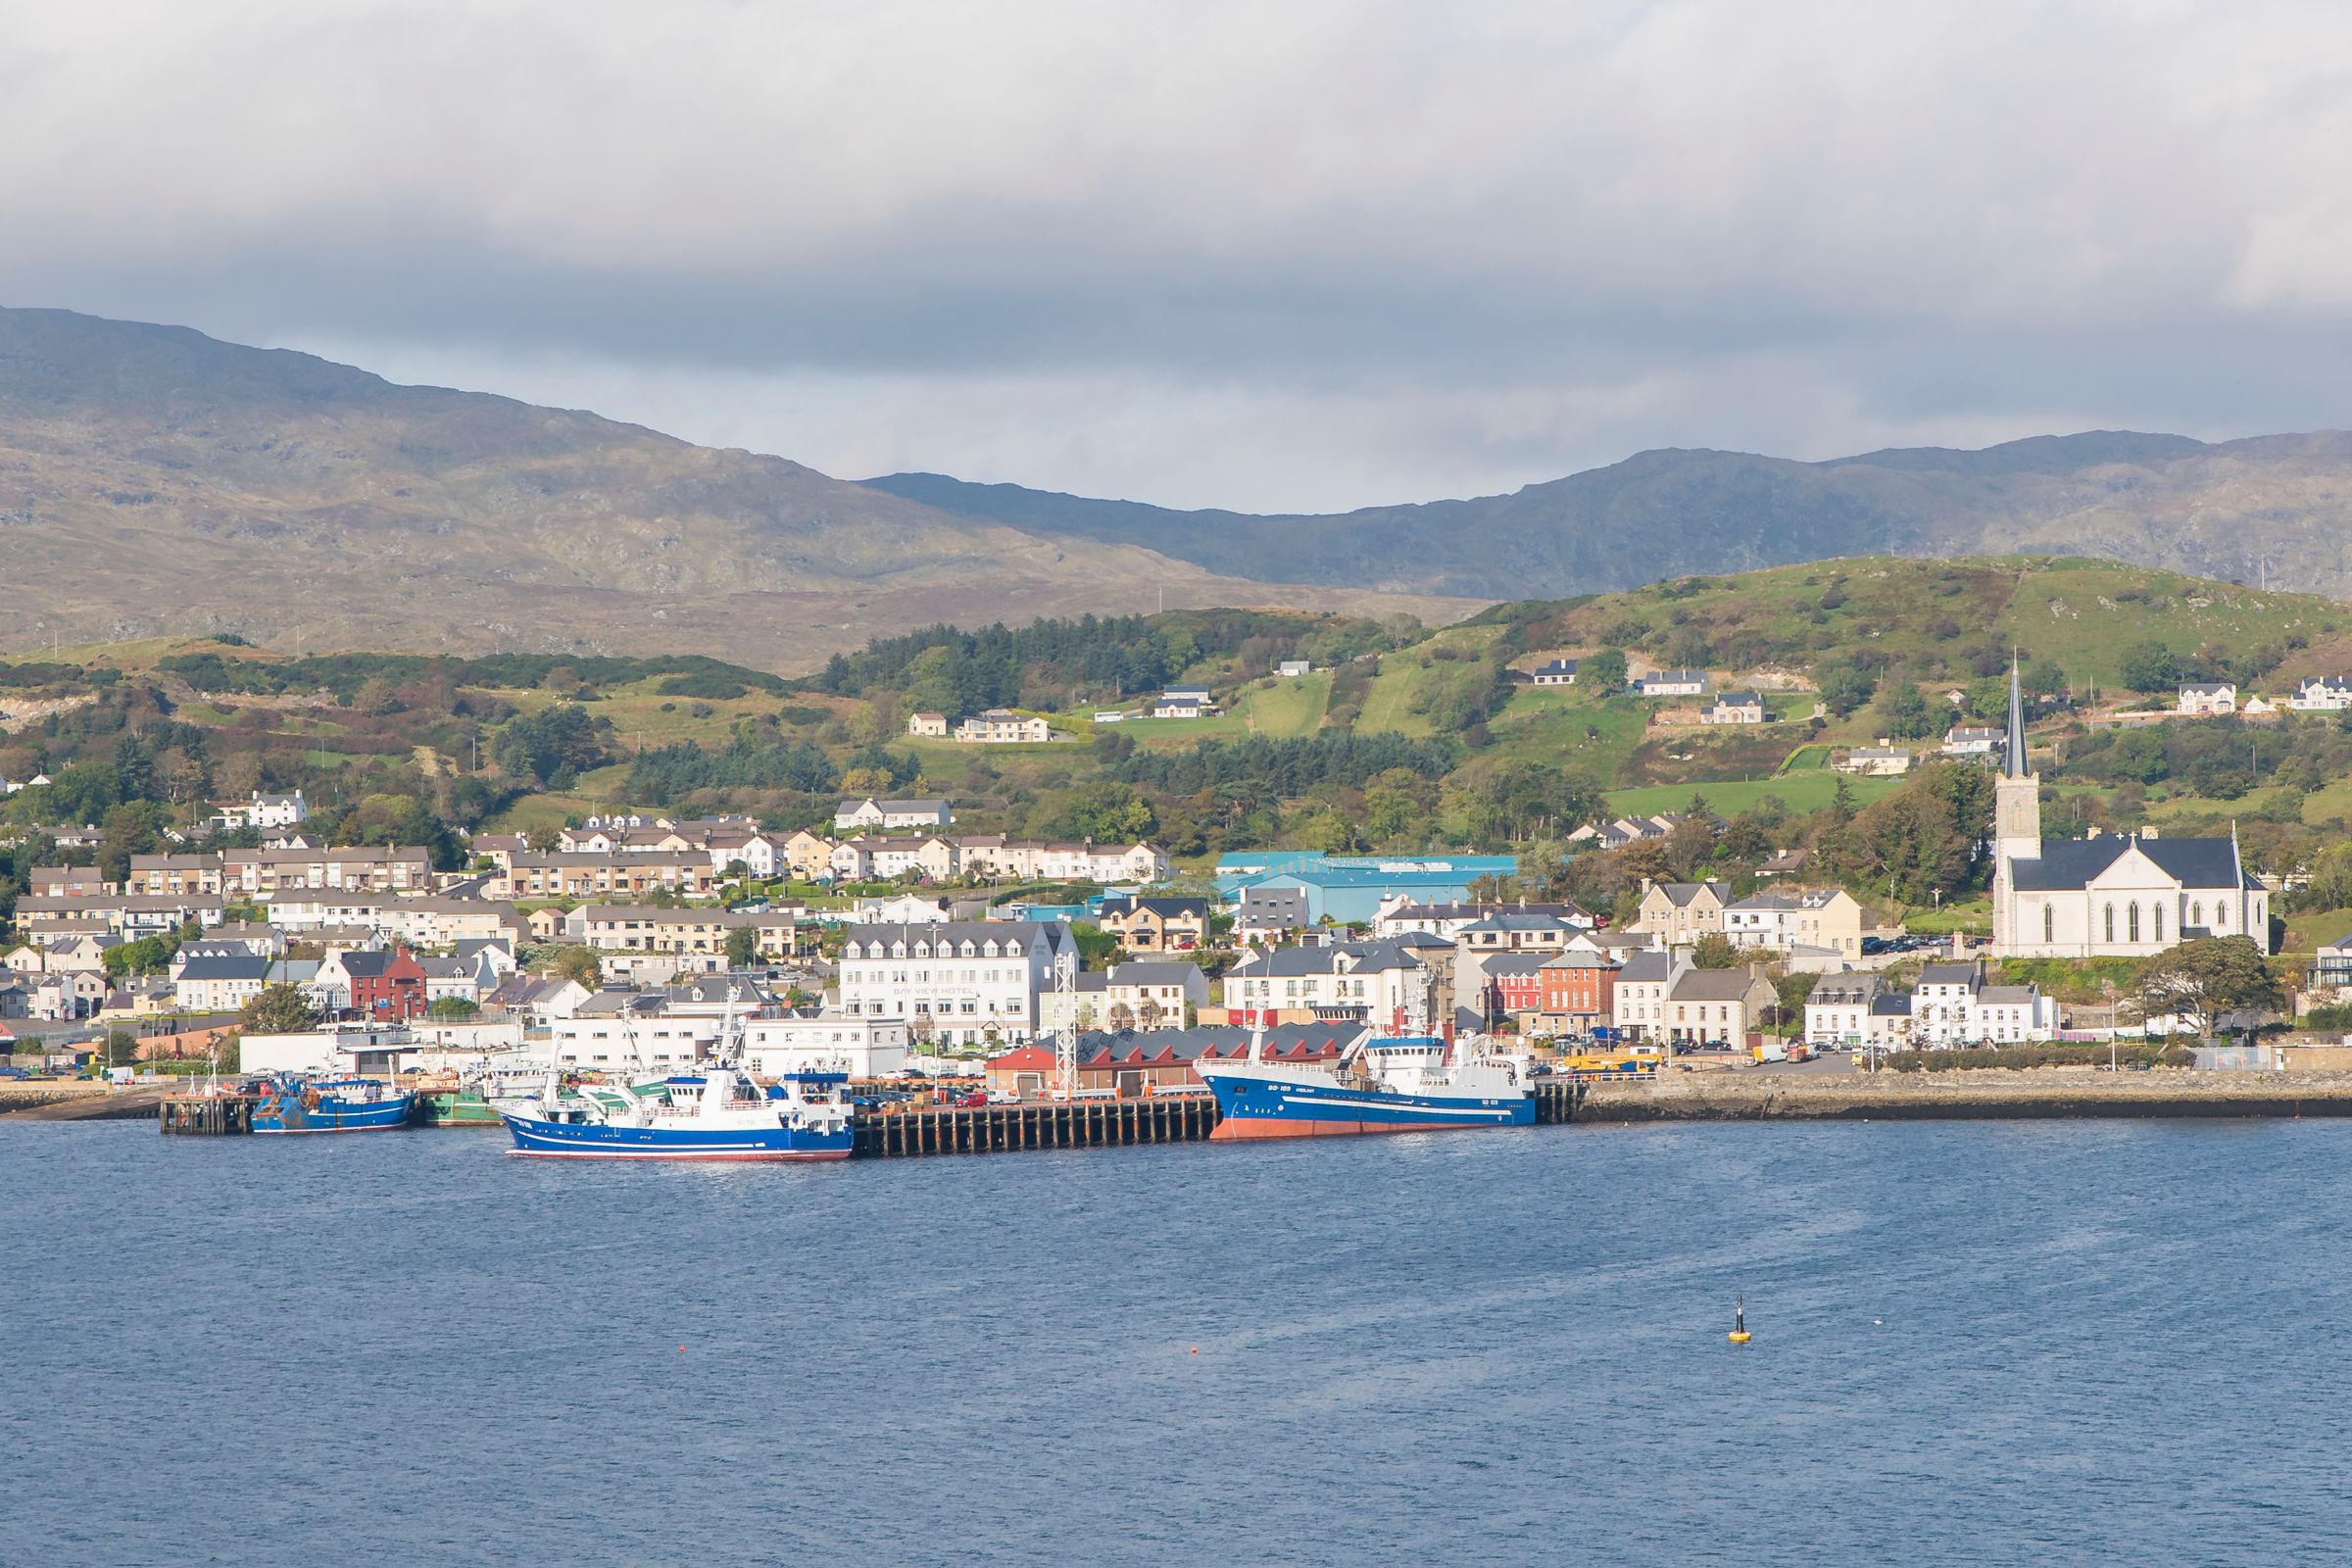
(2004, 653, 2029, 779)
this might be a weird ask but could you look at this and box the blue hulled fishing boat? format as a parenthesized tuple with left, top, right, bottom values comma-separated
(251, 1075, 416, 1134)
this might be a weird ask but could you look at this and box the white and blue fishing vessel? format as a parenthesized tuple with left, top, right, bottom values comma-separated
(251, 1074, 416, 1134)
(497, 1067, 854, 1160)
(1199, 1025, 1534, 1141)
(494, 991, 852, 1160)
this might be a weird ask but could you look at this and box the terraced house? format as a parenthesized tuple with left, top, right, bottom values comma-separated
(492, 852, 718, 901)
(567, 905, 801, 961)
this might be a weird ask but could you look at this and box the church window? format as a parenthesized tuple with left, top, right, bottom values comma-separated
(2042, 905, 2053, 944)
(2152, 906, 2164, 944)
(2190, 902, 2203, 928)
(2128, 904, 2140, 944)
(2214, 906, 2228, 932)
(2103, 905, 2116, 944)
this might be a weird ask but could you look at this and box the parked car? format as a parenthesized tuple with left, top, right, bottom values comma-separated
(949, 1090, 987, 1108)
(984, 1089, 1020, 1104)
(0, 1065, 31, 1080)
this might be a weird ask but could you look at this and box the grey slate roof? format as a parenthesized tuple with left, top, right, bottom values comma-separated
(1107, 960, 1205, 986)
(1618, 951, 1679, 983)
(2008, 835, 2252, 893)
(1670, 969, 1767, 1002)
(175, 955, 272, 982)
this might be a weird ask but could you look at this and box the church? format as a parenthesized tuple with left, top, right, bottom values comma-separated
(1989, 664, 2269, 958)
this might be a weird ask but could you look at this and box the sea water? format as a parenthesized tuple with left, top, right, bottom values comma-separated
(4, 1117, 2348, 1566)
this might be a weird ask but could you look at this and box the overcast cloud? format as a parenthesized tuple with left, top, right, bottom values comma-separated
(6, 0, 2350, 510)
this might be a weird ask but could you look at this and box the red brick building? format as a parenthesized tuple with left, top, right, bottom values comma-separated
(1538, 952, 1620, 1032)
(343, 948, 429, 1021)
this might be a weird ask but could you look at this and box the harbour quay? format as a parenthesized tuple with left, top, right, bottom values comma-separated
(134, 1076, 1592, 1152)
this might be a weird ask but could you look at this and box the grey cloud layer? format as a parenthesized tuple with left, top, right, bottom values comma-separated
(5, 0, 2348, 509)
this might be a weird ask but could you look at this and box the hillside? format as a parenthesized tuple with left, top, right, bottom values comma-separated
(0, 308, 1474, 672)
(866, 429, 2352, 602)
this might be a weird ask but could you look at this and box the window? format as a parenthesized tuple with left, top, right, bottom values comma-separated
(2128, 904, 2140, 944)
(2042, 905, 2054, 945)
(2214, 906, 2228, 931)
(2152, 906, 2164, 944)
(2103, 905, 2115, 944)
(2190, 902, 2203, 928)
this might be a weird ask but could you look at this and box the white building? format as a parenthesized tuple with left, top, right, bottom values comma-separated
(1835, 746, 1913, 776)
(834, 798, 955, 832)
(2178, 682, 2236, 716)
(1942, 726, 2003, 759)
(1910, 959, 2058, 1047)
(740, 1012, 909, 1078)
(1720, 888, 1865, 960)
(2288, 676, 2352, 711)
(1530, 659, 1577, 686)
(1700, 691, 1766, 724)
(1635, 669, 1711, 697)
(211, 790, 309, 831)
(1222, 942, 1432, 1029)
(1612, 950, 1688, 1042)
(1990, 664, 2269, 957)
(171, 954, 276, 1013)
(837, 921, 1070, 1047)
(1803, 972, 1914, 1053)
(955, 710, 1053, 744)
(547, 996, 718, 1070)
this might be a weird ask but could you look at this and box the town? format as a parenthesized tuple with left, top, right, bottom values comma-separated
(6, 636, 2347, 1107)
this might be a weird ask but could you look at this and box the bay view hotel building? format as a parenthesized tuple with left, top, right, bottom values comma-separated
(837, 921, 1076, 1047)
(1990, 664, 2268, 958)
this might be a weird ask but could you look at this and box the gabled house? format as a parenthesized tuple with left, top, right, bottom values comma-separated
(1700, 691, 1767, 725)
(1634, 880, 1734, 945)
(1530, 659, 1578, 686)
(1102, 960, 1207, 1031)
(2178, 682, 2236, 716)
(1664, 966, 1777, 1046)
(321, 948, 430, 1021)
(2288, 675, 2352, 711)
(1635, 669, 1712, 697)
(1096, 896, 1210, 953)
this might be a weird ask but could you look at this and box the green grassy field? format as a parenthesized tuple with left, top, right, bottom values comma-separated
(1516, 556, 2350, 692)
(1223, 670, 1333, 735)
(1603, 770, 1902, 819)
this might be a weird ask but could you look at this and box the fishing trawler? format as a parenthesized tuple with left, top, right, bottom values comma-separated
(494, 992, 853, 1160)
(250, 1074, 416, 1134)
(1198, 1025, 1535, 1140)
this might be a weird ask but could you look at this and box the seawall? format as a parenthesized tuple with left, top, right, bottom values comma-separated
(1582, 1068, 2352, 1123)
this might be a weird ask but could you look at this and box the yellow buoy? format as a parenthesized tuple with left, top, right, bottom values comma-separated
(1728, 1294, 1752, 1344)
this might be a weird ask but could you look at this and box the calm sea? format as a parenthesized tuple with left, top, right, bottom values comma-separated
(4, 1117, 2348, 1566)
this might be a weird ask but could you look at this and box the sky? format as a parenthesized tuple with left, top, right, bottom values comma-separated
(6, 0, 2351, 512)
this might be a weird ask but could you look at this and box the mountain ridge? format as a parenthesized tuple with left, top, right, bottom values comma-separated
(0, 307, 1475, 673)
(865, 427, 2352, 601)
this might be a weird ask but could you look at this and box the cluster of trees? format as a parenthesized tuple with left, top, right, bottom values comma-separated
(2113, 636, 2298, 696)
(626, 728, 841, 802)
(157, 648, 782, 703)
(1114, 731, 1456, 798)
(2065, 714, 2352, 800)
(814, 610, 1411, 719)
(491, 704, 614, 789)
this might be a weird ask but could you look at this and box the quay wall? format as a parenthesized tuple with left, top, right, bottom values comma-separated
(1582, 1068, 2352, 1123)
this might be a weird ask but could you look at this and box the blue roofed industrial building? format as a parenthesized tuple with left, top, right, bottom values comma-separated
(1211, 852, 1520, 927)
